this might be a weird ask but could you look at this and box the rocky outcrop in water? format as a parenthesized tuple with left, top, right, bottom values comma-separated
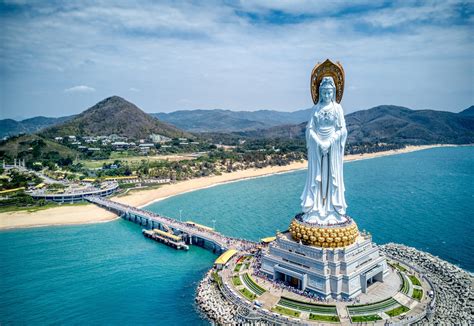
(195, 272, 239, 325)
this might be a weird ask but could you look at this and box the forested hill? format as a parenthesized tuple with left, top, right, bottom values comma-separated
(226, 105, 474, 145)
(459, 105, 474, 117)
(2, 102, 472, 145)
(0, 116, 74, 138)
(40, 96, 191, 140)
(151, 109, 312, 132)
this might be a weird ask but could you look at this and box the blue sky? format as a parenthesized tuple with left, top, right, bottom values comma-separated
(0, 0, 472, 119)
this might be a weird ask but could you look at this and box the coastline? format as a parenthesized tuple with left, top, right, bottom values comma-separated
(0, 144, 460, 230)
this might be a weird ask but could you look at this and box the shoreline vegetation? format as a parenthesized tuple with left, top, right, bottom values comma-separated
(0, 144, 460, 230)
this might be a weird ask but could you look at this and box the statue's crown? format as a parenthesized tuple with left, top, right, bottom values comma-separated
(311, 59, 345, 104)
(320, 76, 335, 89)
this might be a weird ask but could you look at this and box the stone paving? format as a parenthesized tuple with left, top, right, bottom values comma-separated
(357, 265, 401, 304)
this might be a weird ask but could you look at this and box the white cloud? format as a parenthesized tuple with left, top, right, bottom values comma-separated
(64, 85, 96, 93)
(360, 2, 460, 28)
(0, 1, 472, 119)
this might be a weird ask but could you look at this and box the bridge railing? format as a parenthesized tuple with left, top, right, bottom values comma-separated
(85, 196, 257, 251)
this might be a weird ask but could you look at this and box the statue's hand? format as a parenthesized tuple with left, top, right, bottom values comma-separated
(321, 140, 330, 155)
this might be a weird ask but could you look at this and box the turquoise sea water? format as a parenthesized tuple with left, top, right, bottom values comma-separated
(1, 146, 473, 324)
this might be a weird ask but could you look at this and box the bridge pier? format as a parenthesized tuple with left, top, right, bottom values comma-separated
(85, 196, 253, 255)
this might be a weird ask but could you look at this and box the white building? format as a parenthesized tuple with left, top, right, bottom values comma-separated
(149, 134, 171, 143)
(261, 228, 388, 299)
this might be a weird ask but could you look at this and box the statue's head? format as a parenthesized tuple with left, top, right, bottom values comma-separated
(319, 76, 336, 104)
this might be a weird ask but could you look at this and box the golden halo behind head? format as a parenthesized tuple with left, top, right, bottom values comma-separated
(311, 59, 345, 104)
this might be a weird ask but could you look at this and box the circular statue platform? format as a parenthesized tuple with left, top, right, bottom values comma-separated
(289, 213, 359, 248)
(211, 251, 434, 325)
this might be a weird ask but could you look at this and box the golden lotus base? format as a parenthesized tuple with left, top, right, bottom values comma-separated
(289, 218, 359, 248)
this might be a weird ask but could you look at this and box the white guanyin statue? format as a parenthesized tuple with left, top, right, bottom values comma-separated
(301, 60, 348, 225)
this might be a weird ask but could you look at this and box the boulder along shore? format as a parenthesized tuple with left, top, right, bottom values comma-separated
(195, 272, 239, 325)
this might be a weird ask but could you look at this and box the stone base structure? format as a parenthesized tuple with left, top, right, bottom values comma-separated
(261, 215, 389, 299)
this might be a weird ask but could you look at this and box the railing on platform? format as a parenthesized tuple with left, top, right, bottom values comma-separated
(218, 273, 305, 325)
(386, 255, 436, 324)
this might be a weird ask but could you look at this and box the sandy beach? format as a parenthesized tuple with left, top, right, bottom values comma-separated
(0, 144, 457, 230)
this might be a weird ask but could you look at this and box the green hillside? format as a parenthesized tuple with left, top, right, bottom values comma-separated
(152, 108, 311, 132)
(0, 116, 75, 138)
(41, 96, 191, 140)
(0, 134, 79, 167)
(228, 105, 474, 145)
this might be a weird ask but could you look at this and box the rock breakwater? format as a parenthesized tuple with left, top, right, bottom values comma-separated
(381, 243, 473, 324)
(195, 272, 239, 325)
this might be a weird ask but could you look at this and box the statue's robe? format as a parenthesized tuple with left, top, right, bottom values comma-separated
(301, 102, 347, 221)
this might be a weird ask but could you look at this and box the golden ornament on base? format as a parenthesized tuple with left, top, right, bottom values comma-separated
(289, 218, 359, 248)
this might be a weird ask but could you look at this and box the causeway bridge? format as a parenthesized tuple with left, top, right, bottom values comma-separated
(85, 196, 256, 254)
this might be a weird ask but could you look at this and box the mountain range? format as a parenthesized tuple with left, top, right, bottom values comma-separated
(1, 97, 473, 145)
(0, 115, 75, 138)
(151, 109, 311, 132)
(235, 105, 474, 145)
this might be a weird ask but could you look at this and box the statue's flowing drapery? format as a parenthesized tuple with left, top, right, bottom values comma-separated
(301, 102, 347, 222)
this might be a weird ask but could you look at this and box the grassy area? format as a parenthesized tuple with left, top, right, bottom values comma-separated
(351, 315, 382, 322)
(78, 153, 196, 168)
(399, 272, 410, 294)
(211, 272, 222, 288)
(78, 152, 145, 168)
(234, 263, 242, 272)
(409, 275, 421, 286)
(115, 184, 164, 197)
(309, 314, 340, 322)
(232, 275, 242, 286)
(392, 262, 407, 272)
(412, 288, 423, 301)
(0, 134, 78, 162)
(242, 273, 266, 296)
(119, 183, 137, 189)
(244, 262, 250, 270)
(0, 201, 88, 214)
(279, 297, 337, 314)
(271, 306, 301, 318)
(348, 297, 399, 315)
(386, 305, 410, 317)
(239, 287, 256, 301)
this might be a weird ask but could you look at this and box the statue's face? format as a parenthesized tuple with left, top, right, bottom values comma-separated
(321, 87, 334, 103)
